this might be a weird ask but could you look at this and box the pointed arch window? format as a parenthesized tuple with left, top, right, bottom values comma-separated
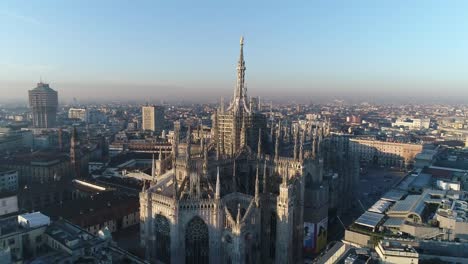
(185, 216, 209, 264)
(154, 214, 171, 264)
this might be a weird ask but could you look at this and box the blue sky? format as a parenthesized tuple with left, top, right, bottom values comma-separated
(1, 0, 468, 103)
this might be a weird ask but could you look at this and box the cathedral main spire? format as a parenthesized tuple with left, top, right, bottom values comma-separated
(228, 36, 250, 114)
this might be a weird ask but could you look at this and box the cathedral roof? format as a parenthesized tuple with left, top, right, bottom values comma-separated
(147, 169, 176, 197)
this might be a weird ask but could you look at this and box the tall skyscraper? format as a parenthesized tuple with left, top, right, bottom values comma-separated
(28, 82, 58, 128)
(142, 105, 164, 133)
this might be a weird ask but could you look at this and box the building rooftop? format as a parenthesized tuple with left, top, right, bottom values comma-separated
(368, 199, 393, 214)
(409, 173, 432, 190)
(355, 211, 385, 229)
(378, 240, 418, 257)
(0, 191, 17, 199)
(417, 240, 468, 258)
(383, 217, 405, 228)
(387, 189, 445, 221)
(395, 174, 419, 191)
(42, 192, 138, 228)
(0, 212, 49, 237)
(0, 167, 16, 173)
(389, 195, 423, 214)
(18, 212, 50, 228)
(30, 82, 56, 93)
(437, 199, 468, 223)
(108, 152, 152, 167)
(45, 220, 105, 250)
(0, 151, 69, 166)
(381, 189, 406, 202)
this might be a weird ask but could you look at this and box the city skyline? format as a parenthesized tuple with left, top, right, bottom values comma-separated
(1, 2, 468, 264)
(2, 1, 468, 103)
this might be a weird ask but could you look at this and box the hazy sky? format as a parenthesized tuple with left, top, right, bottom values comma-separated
(1, 0, 468, 103)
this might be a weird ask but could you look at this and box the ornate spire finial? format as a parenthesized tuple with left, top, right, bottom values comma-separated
(299, 129, 305, 162)
(142, 180, 147, 192)
(318, 128, 322, 156)
(200, 133, 204, 149)
(312, 130, 317, 160)
(236, 203, 241, 224)
(186, 126, 191, 163)
(172, 135, 178, 162)
(215, 166, 221, 200)
(275, 127, 280, 162)
(263, 159, 267, 193)
(221, 130, 225, 156)
(240, 115, 247, 147)
(227, 36, 250, 114)
(216, 140, 220, 160)
(270, 119, 274, 142)
(255, 164, 260, 204)
(257, 128, 262, 159)
(293, 127, 298, 161)
(201, 137, 205, 156)
(151, 153, 155, 178)
(282, 166, 288, 186)
(173, 171, 178, 199)
(186, 125, 191, 143)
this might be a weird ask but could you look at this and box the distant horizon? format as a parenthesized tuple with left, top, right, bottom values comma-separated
(2, 85, 467, 106)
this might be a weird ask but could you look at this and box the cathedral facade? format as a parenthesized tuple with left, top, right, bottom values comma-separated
(140, 37, 331, 264)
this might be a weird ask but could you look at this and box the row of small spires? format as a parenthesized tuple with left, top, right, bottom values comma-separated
(142, 117, 331, 195)
(142, 159, 266, 206)
(167, 119, 331, 179)
(143, 128, 322, 199)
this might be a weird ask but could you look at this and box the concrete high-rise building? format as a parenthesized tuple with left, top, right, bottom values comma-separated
(28, 82, 58, 128)
(142, 105, 164, 133)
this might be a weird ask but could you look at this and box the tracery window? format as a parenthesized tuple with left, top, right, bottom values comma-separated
(155, 214, 171, 264)
(185, 216, 209, 264)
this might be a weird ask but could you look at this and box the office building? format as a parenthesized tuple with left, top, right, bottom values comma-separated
(349, 139, 423, 167)
(392, 118, 430, 130)
(142, 105, 164, 133)
(28, 82, 58, 128)
(0, 129, 33, 152)
(68, 108, 89, 122)
(0, 168, 18, 192)
(0, 193, 18, 216)
(0, 151, 72, 186)
(0, 212, 146, 263)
